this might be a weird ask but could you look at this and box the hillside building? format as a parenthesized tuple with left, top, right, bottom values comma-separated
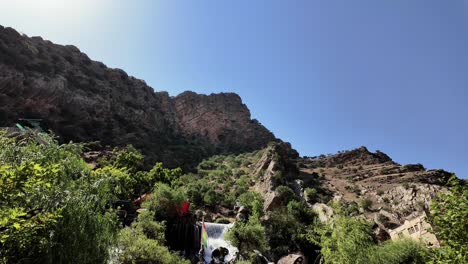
(388, 212, 440, 247)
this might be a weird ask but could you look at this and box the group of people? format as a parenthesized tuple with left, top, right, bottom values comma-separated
(197, 247, 231, 264)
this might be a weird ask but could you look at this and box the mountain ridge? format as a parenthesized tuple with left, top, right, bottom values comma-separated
(0, 25, 276, 169)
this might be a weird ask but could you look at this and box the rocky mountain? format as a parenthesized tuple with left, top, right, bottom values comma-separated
(0, 24, 457, 236)
(297, 147, 453, 235)
(0, 25, 275, 168)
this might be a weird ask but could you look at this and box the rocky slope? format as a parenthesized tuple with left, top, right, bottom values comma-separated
(298, 147, 453, 232)
(0, 26, 275, 168)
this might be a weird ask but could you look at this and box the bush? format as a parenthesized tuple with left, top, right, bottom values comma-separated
(304, 187, 318, 202)
(265, 206, 304, 258)
(0, 132, 117, 263)
(92, 166, 136, 200)
(146, 162, 183, 186)
(100, 145, 143, 172)
(366, 239, 428, 264)
(143, 183, 186, 222)
(238, 192, 263, 211)
(203, 189, 219, 207)
(428, 175, 467, 263)
(308, 215, 428, 264)
(226, 219, 268, 260)
(359, 198, 373, 211)
(116, 227, 189, 264)
(275, 185, 297, 205)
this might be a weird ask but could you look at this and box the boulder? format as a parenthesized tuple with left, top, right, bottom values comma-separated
(278, 252, 307, 264)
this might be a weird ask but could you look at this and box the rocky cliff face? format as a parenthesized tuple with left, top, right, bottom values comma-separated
(0, 26, 275, 168)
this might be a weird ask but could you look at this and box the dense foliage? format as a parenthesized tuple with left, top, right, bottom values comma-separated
(307, 213, 429, 264)
(1, 130, 466, 264)
(428, 175, 467, 263)
(0, 132, 117, 263)
(0, 132, 183, 264)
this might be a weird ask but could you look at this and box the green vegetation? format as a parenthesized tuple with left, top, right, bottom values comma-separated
(428, 175, 467, 264)
(0, 132, 117, 263)
(307, 214, 429, 264)
(116, 209, 189, 264)
(359, 198, 373, 211)
(226, 196, 268, 261)
(0, 132, 183, 263)
(1, 130, 466, 264)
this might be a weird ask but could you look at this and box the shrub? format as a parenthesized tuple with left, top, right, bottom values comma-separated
(146, 162, 183, 186)
(359, 198, 373, 211)
(428, 175, 467, 263)
(238, 192, 263, 211)
(143, 183, 186, 222)
(116, 226, 189, 264)
(308, 215, 428, 264)
(100, 145, 144, 172)
(275, 185, 297, 205)
(304, 187, 318, 202)
(366, 239, 428, 264)
(203, 189, 218, 207)
(226, 218, 268, 260)
(0, 132, 117, 263)
(92, 166, 136, 200)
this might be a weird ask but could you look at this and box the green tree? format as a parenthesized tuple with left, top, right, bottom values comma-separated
(146, 162, 183, 186)
(0, 132, 117, 263)
(226, 219, 268, 261)
(307, 215, 428, 264)
(92, 166, 137, 200)
(116, 211, 189, 264)
(100, 145, 144, 172)
(143, 183, 186, 222)
(428, 175, 467, 263)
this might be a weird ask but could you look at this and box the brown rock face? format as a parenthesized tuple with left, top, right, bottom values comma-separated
(0, 26, 275, 168)
(174, 91, 274, 152)
(253, 142, 299, 211)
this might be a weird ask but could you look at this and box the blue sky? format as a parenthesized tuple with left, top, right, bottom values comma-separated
(2, 0, 467, 177)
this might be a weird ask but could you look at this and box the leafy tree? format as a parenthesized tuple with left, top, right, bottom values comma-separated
(0, 132, 117, 263)
(203, 189, 218, 207)
(265, 206, 304, 258)
(309, 216, 374, 263)
(92, 166, 137, 200)
(146, 162, 183, 186)
(116, 211, 189, 264)
(428, 175, 467, 263)
(307, 215, 428, 264)
(226, 219, 268, 261)
(48, 194, 117, 264)
(143, 183, 186, 222)
(366, 239, 428, 264)
(99, 145, 144, 172)
(275, 185, 297, 205)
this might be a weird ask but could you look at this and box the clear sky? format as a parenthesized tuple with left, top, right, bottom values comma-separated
(2, 0, 467, 177)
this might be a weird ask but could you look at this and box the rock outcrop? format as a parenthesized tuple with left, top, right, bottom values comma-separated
(253, 142, 299, 211)
(0, 26, 275, 168)
(277, 252, 307, 264)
